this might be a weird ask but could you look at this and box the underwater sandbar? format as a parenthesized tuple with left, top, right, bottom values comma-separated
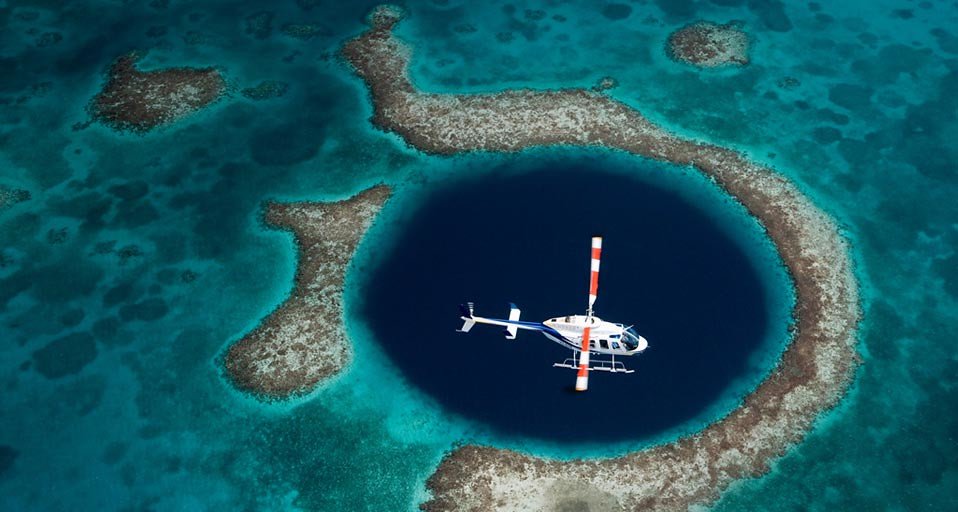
(341, 6, 860, 511)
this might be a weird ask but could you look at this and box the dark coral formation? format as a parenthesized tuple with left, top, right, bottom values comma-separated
(117, 244, 143, 265)
(602, 3, 633, 21)
(89, 53, 226, 133)
(281, 23, 330, 41)
(342, 7, 860, 511)
(46, 227, 69, 245)
(0, 445, 18, 477)
(31, 332, 98, 379)
(592, 76, 619, 92)
(34, 31, 63, 48)
(244, 11, 274, 40)
(241, 80, 289, 101)
(667, 21, 750, 68)
(778, 76, 802, 89)
(223, 186, 391, 399)
(119, 298, 169, 322)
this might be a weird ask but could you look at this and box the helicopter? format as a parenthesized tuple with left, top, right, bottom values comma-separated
(457, 237, 649, 391)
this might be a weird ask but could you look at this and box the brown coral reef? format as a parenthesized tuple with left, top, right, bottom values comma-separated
(667, 21, 750, 68)
(224, 186, 391, 399)
(90, 53, 225, 133)
(342, 6, 859, 511)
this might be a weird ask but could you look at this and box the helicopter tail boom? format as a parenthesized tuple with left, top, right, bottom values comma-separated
(456, 302, 528, 339)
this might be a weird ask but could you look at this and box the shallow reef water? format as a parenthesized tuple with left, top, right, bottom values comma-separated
(1, 0, 958, 510)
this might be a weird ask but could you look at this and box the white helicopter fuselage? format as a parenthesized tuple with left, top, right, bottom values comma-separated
(458, 305, 648, 357)
(455, 236, 649, 390)
(543, 315, 648, 356)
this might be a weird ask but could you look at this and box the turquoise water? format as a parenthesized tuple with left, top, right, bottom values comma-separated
(1, 0, 957, 510)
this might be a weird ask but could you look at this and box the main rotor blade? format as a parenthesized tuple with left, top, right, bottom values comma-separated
(588, 236, 602, 312)
(579, 237, 602, 392)
(576, 325, 591, 392)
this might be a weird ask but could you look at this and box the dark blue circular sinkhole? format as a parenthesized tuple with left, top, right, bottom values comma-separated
(360, 159, 779, 444)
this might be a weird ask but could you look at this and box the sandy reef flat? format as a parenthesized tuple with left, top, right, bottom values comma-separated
(0, 185, 30, 211)
(338, 6, 860, 511)
(666, 21, 750, 68)
(223, 186, 391, 399)
(89, 53, 226, 133)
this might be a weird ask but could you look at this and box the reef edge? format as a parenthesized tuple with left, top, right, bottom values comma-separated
(223, 185, 392, 400)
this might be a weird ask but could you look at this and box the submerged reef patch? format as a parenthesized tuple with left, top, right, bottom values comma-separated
(89, 53, 226, 133)
(244, 10, 274, 40)
(281, 23, 331, 41)
(341, 6, 859, 510)
(241, 80, 289, 101)
(31, 332, 98, 379)
(667, 21, 750, 68)
(223, 186, 391, 399)
(0, 445, 17, 477)
(0, 185, 30, 211)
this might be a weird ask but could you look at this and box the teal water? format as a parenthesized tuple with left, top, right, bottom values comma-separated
(1, 1, 957, 510)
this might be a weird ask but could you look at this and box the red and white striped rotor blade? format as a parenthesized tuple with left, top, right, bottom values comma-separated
(577, 237, 602, 392)
(576, 325, 591, 391)
(588, 237, 602, 310)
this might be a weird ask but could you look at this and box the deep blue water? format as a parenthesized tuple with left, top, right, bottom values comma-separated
(2, 0, 958, 510)
(361, 159, 772, 443)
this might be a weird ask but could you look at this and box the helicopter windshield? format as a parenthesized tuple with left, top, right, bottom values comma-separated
(621, 327, 641, 350)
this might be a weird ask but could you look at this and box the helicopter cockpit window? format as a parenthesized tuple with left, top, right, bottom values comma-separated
(622, 328, 640, 350)
(611, 342, 621, 350)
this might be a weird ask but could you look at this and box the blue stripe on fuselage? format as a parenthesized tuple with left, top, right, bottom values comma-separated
(484, 318, 574, 346)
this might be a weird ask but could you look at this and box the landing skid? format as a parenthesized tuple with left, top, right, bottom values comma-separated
(553, 353, 634, 374)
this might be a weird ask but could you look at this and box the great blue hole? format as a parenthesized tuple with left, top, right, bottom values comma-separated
(360, 157, 785, 444)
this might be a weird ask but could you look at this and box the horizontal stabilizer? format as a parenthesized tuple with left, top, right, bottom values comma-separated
(457, 302, 475, 332)
(458, 318, 476, 333)
(504, 303, 521, 339)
